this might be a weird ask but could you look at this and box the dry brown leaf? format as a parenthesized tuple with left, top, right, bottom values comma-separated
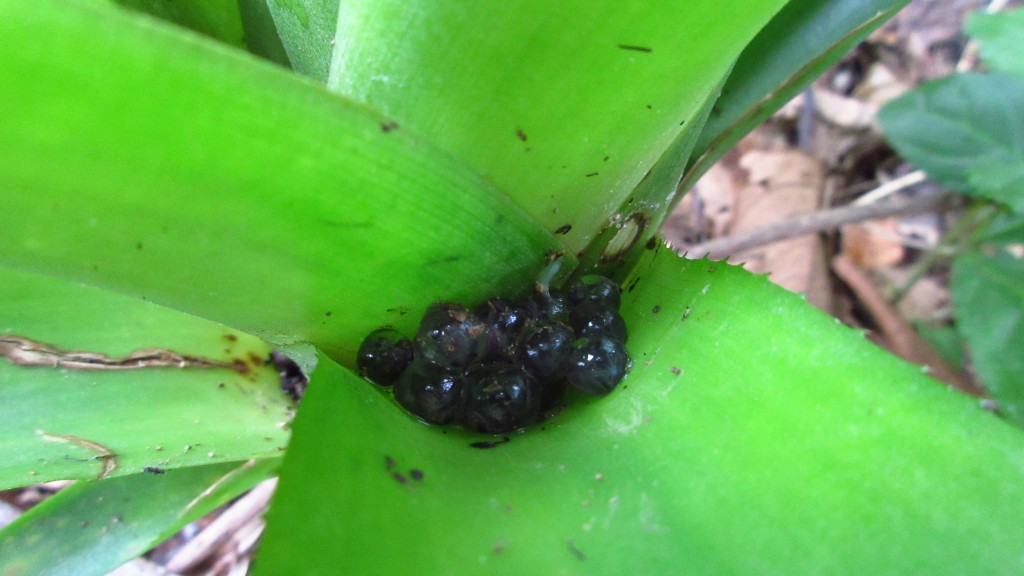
(840, 218, 905, 269)
(730, 149, 832, 311)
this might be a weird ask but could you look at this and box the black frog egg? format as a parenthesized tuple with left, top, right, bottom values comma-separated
(566, 336, 630, 396)
(462, 363, 541, 434)
(526, 288, 572, 323)
(517, 319, 574, 385)
(415, 302, 485, 369)
(569, 302, 628, 342)
(356, 328, 414, 386)
(475, 297, 529, 362)
(568, 274, 621, 310)
(393, 360, 465, 425)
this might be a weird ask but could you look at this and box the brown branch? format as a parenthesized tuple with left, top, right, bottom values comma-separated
(682, 193, 959, 259)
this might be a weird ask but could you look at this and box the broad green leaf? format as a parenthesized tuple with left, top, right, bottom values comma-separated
(0, 459, 277, 576)
(968, 155, 1024, 212)
(0, 0, 562, 364)
(258, 247, 1024, 575)
(973, 212, 1024, 245)
(952, 249, 1024, 425)
(879, 72, 1024, 212)
(328, 0, 788, 256)
(112, 0, 246, 47)
(684, 0, 908, 191)
(966, 7, 1024, 78)
(0, 267, 291, 489)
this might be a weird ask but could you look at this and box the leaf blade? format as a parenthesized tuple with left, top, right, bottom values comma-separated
(880, 72, 1024, 212)
(0, 459, 277, 576)
(0, 267, 291, 489)
(952, 249, 1024, 425)
(0, 0, 562, 363)
(683, 0, 909, 192)
(328, 0, 789, 254)
(257, 248, 1024, 574)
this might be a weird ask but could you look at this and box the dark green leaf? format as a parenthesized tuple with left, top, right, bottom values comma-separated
(952, 249, 1024, 425)
(0, 459, 277, 576)
(913, 321, 966, 372)
(258, 248, 1024, 575)
(112, 0, 245, 47)
(683, 0, 908, 191)
(880, 72, 1024, 212)
(972, 212, 1024, 245)
(237, 0, 293, 68)
(259, 0, 338, 81)
(966, 7, 1024, 78)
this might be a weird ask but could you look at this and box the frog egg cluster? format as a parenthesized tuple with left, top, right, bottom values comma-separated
(356, 275, 631, 434)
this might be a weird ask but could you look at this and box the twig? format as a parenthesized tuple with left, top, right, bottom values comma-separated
(165, 478, 277, 573)
(852, 170, 927, 206)
(683, 192, 958, 259)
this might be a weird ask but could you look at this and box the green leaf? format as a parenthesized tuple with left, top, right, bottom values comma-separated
(328, 0, 788, 255)
(0, 267, 291, 489)
(112, 0, 246, 47)
(913, 321, 966, 372)
(259, 0, 338, 81)
(686, 0, 908, 190)
(0, 0, 562, 364)
(257, 247, 1024, 574)
(879, 72, 1024, 212)
(236, 0, 293, 68)
(972, 212, 1024, 245)
(0, 459, 277, 576)
(968, 155, 1024, 212)
(966, 7, 1024, 78)
(952, 249, 1024, 425)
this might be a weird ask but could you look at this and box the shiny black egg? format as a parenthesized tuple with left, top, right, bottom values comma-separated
(415, 302, 485, 369)
(393, 360, 465, 425)
(462, 363, 541, 434)
(356, 328, 414, 386)
(569, 302, 628, 342)
(568, 274, 621, 310)
(566, 337, 630, 396)
(517, 319, 574, 385)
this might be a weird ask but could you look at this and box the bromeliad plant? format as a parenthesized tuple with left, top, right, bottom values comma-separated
(1, 1, 1022, 574)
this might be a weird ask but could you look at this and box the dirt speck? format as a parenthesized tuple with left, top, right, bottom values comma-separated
(617, 44, 652, 53)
